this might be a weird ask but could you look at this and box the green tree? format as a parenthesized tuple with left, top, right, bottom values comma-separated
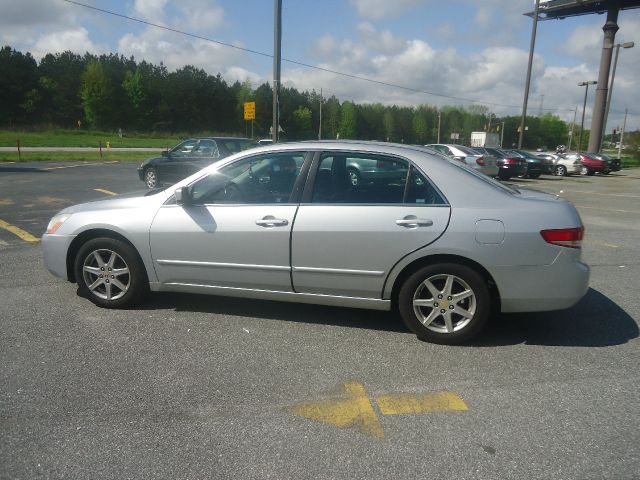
(81, 61, 116, 128)
(291, 106, 313, 139)
(339, 101, 357, 139)
(0, 46, 39, 126)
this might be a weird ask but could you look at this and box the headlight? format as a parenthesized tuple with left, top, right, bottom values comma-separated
(46, 214, 72, 234)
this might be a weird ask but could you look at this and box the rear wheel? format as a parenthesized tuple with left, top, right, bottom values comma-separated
(74, 237, 148, 308)
(555, 165, 567, 176)
(528, 172, 541, 179)
(347, 168, 361, 186)
(398, 263, 490, 344)
(498, 172, 511, 181)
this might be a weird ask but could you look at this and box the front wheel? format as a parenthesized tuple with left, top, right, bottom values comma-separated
(144, 167, 159, 189)
(555, 165, 567, 176)
(528, 172, 541, 179)
(398, 263, 490, 344)
(580, 165, 589, 176)
(74, 237, 148, 308)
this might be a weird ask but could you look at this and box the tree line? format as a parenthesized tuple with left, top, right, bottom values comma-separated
(0, 45, 578, 148)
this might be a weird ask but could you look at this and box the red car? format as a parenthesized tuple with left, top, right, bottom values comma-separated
(565, 153, 609, 176)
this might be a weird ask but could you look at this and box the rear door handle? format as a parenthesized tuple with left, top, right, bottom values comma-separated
(396, 216, 433, 227)
(256, 216, 289, 227)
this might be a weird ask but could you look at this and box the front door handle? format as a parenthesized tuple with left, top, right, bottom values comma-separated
(396, 216, 433, 228)
(256, 216, 289, 227)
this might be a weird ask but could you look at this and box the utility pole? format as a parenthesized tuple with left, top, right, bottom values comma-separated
(602, 42, 634, 145)
(272, 0, 282, 143)
(500, 121, 505, 147)
(318, 88, 322, 140)
(618, 108, 627, 159)
(437, 111, 441, 143)
(588, 6, 619, 153)
(578, 81, 596, 153)
(519, 0, 540, 149)
(568, 106, 577, 151)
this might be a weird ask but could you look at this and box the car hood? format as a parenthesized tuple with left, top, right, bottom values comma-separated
(60, 189, 168, 214)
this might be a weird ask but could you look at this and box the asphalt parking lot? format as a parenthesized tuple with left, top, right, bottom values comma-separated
(1, 161, 639, 479)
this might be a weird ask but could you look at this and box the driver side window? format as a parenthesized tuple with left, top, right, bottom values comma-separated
(190, 151, 306, 205)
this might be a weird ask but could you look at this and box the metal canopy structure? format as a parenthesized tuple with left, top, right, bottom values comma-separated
(522, 0, 640, 153)
(526, 0, 640, 20)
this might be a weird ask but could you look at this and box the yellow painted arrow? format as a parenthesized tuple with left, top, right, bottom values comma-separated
(287, 383, 467, 438)
(288, 382, 384, 438)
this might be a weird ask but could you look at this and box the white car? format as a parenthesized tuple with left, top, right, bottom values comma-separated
(553, 155, 582, 176)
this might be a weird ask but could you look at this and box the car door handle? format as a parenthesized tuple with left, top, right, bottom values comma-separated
(256, 216, 289, 227)
(396, 217, 433, 227)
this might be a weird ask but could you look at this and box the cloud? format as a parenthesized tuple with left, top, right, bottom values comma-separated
(349, 0, 429, 19)
(31, 28, 105, 58)
(356, 23, 406, 55)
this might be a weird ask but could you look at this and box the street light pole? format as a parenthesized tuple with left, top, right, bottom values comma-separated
(602, 41, 634, 146)
(518, 0, 540, 149)
(578, 81, 597, 153)
(272, 0, 282, 143)
(568, 106, 577, 151)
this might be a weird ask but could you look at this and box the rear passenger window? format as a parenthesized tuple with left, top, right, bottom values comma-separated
(311, 153, 445, 205)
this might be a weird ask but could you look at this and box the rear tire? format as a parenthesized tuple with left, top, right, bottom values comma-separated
(528, 172, 541, 179)
(74, 237, 148, 309)
(398, 263, 490, 345)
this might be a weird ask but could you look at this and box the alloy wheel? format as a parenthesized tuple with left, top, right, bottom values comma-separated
(82, 249, 130, 301)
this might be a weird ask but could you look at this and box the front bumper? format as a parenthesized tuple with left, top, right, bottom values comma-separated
(42, 233, 76, 281)
(137, 167, 145, 181)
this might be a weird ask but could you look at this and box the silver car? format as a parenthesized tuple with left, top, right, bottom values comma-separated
(42, 141, 589, 344)
(425, 143, 499, 177)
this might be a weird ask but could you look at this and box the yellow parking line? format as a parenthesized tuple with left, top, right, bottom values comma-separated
(94, 188, 117, 196)
(0, 219, 40, 243)
(376, 391, 468, 415)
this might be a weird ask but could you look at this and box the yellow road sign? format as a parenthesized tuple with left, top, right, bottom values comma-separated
(244, 101, 256, 120)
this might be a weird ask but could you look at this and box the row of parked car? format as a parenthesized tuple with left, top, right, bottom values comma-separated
(137, 137, 622, 189)
(425, 143, 621, 181)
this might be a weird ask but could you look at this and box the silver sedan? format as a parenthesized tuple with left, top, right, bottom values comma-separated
(42, 141, 589, 344)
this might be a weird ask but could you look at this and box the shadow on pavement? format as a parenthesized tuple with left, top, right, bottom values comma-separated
(473, 288, 638, 347)
(0, 165, 50, 173)
(137, 287, 637, 346)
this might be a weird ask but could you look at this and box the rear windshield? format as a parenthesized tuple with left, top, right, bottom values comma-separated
(218, 139, 259, 154)
(450, 161, 520, 194)
(456, 145, 480, 155)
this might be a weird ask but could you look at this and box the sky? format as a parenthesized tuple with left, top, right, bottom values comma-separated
(1, 0, 639, 131)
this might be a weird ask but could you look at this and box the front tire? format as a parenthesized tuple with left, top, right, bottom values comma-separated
(144, 167, 159, 189)
(555, 165, 567, 176)
(580, 165, 589, 176)
(398, 263, 490, 344)
(74, 237, 148, 308)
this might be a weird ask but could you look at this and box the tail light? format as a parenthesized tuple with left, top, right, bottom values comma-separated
(540, 226, 584, 249)
(476, 156, 485, 166)
(503, 158, 517, 164)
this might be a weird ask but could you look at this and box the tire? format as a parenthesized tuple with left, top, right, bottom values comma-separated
(498, 172, 511, 181)
(555, 165, 567, 176)
(587, 170, 595, 176)
(580, 165, 589, 176)
(528, 172, 541, 179)
(74, 237, 148, 309)
(347, 168, 361, 186)
(398, 263, 490, 345)
(602, 169, 610, 175)
(144, 167, 159, 189)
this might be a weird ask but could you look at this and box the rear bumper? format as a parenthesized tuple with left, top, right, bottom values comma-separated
(493, 250, 590, 313)
(499, 164, 527, 177)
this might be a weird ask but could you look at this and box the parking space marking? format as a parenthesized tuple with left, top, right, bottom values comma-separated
(288, 382, 468, 438)
(0, 219, 39, 243)
(376, 391, 468, 415)
(0, 198, 15, 206)
(563, 189, 640, 199)
(288, 382, 385, 438)
(94, 188, 117, 196)
(42, 161, 119, 171)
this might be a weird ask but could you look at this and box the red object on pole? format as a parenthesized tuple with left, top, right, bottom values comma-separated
(17, 139, 21, 162)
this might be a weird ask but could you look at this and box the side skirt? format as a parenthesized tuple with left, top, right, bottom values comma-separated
(149, 282, 390, 311)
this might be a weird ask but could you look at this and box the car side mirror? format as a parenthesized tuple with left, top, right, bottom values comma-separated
(175, 186, 192, 205)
